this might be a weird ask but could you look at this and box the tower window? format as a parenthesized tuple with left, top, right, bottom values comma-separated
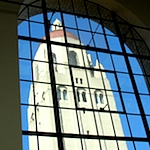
(76, 78, 78, 83)
(99, 94, 104, 104)
(68, 51, 78, 65)
(52, 53, 57, 63)
(87, 130, 89, 135)
(63, 90, 68, 100)
(42, 92, 45, 100)
(95, 93, 98, 104)
(82, 92, 87, 102)
(80, 78, 83, 84)
(77, 91, 80, 102)
(57, 89, 61, 100)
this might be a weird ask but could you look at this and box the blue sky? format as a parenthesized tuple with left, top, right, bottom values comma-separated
(18, 12, 150, 150)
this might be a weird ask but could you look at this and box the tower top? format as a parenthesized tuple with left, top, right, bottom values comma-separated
(52, 19, 63, 31)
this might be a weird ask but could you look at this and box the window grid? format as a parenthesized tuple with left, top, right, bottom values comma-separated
(18, 0, 150, 150)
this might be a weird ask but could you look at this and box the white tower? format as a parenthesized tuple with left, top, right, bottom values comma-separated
(28, 19, 128, 150)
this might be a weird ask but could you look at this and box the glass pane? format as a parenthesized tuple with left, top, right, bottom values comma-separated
(129, 57, 142, 74)
(19, 59, 32, 80)
(95, 112, 115, 136)
(118, 141, 129, 150)
(122, 93, 140, 114)
(18, 20, 29, 36)
(18, 40, 31, 59)
(64, 138, 82, 150)
(63, 13, 76, 28)
(22, 135, 31, 150)
(141, 95, 150, 115)
(55, 65, 71, 85)
(128, 115, 146, 137)
(34, 83, 53, 106)
(98, 52, 114, 71)
(79, 30, 94, 46)
(94, 33, 107, 49)
(30, 22, 45, 39)
(59, 109, 79, 134)
(57, 85, 76, 108)
(117, 73, 133, 92)
(39, 136, 58, 150)
(112, 54, 128, 72)
(106, 73, 118, 91)
(107, 35, 122, 52)
(21, 105, 29, 131)
(78, 110, 97, 135)
(20, 81, 32, 104)
(112, 92, 123, 112)
(135, 142, 150, 150)
(134, 75, 149, 94)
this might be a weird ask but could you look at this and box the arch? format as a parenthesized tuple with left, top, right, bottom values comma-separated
(68, 51, 78, 65)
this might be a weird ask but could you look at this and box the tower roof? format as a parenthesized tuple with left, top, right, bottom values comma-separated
(42, 29, 79, 40)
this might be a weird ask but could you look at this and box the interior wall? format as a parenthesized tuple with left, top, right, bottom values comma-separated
(0, 2, 22, 150)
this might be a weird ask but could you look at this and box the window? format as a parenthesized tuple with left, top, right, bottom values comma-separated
(68, 51, 78, 65)
(42, 92, 45, 100)
(82, 92, 86, 102)
(76, 78, 78, 83)
(95, 91, 104, 104)
(63, 90, 68, 100)
(77, 91, 80, 102)
(99, 93, 104, 104)
(57, 89, 61, 100)
(95, 93, 98, 104)
(18, 0, 150, 149)
(52, 53, 57, 63)
(80, 78, 83, 84)
(52, 53, 57, 71)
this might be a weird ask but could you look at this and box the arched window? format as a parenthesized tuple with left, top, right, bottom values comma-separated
(52, 53, 57, 63)
(95, 93, 98, 104)
(52, 53, 57, 71)
(63, 90, 68, 100)
(77, 91, 80, 102)
(82, 92, 87, 102)
(99, 94, 104, 104)
(68, 51, 78, 65)
(57, 89, 61, 100)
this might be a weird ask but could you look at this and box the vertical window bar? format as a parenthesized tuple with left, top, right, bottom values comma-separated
(27, 5, 40, 150)
(57, 0, 85, 149)
(41, 1, 64, 150)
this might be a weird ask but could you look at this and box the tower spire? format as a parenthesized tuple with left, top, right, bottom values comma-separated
(52, 19, 63, 31)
